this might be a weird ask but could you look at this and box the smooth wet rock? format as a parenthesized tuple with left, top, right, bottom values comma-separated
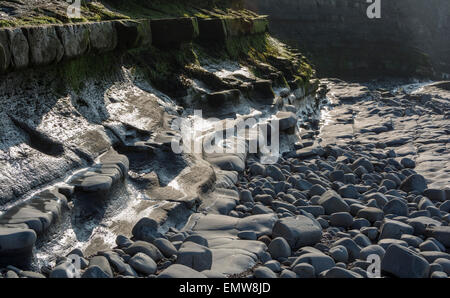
(89, 256, 113, 278)
(318, 190, 350, 215)
(265, 165, 286, 181)
(157, 264, 206, 278)
(400, 174, 427, 194)
(424, 189, 446, 202)
(116, 235, 133, 248)
(50, 261, 79, 278)
(201, 270, 227, 278)
(272, 215, 322, 249)
(264, 260, 281, 272)
(0, 227, 37, 268)
(280, 269, 296, 278)
(383, 198, 409, 216)
(419, 240, 441, 252)
(292, 252, 335, 274)
(381, 244, 430, 278)
(129, 252, 157, 275)
(254, 266, 277, 278)
(123, 241, 163, 262)
(357, 207, 384, 223)
(153, 238, 177, 258)
(237, 230, 257, 240)
(425, 226, 450, 248)
(359, 245, 385, 260)
(185, 235, 209, 247)
(131, 217, 161, 243)
(99, 251, 135, 277)
(338, 185, 359, 199)
(330, 212, 354, 227)
(434, 258, 450, 275)
(379, 220, 414, 239)
(331, 238, 361, 262)
(176, 242, 212, 271)
(292, 263, 315, 278)
(324, 267, 363, 278)
(82, 265, 110, 278)
(329, 245, 349, 263)
(267, 237, 291, 259)
(400, 157, 416, 169)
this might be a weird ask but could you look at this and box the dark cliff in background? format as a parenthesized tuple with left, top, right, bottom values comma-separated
(244, 0, 450, 79)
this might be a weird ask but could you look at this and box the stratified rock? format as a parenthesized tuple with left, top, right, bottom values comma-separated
(7, 28, 29, 69)
(24, 26, 64, 66)
(88, 21, 118, 53)
(56, 23, 90, 59)
(114, 19, 152, 49)
(151, 17, 198, 47)
(0, 29, 11, 72)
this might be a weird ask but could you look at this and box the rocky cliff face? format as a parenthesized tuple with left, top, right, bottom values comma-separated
(244, 0, 450, 78)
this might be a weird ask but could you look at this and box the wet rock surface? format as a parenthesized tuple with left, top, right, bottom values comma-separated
(0, 65, 449, 279)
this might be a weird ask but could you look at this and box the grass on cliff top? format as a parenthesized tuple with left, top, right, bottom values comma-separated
(102, 0, 256, 20)
(127, 32, 314, 95)
(0, 2, 128, 28)
(0, 0, 257, 28)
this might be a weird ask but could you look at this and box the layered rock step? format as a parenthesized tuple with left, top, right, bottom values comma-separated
(0, 149, 129, 268)
(0, 15, 269, 74)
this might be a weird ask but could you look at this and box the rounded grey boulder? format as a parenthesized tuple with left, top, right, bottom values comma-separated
(158, 264, 206, 278)
(176, 242, 212, 271)
(132, 217, 161, 243)
(381, 244, 430, 278)
(129, 252, 157, 275)
(330, 212, 354, 227)
(153, 238, 177, 258)
(267, 237, 291, 259)
(272, 215, 322, 250)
